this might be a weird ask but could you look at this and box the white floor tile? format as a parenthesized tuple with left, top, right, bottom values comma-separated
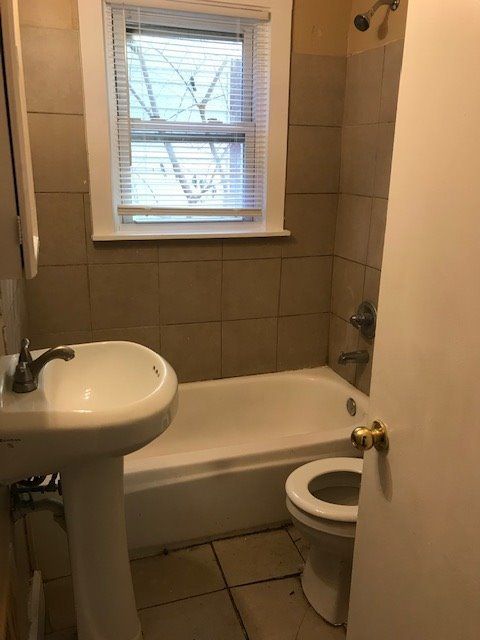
(139, 590, 246, 640)
(131, 544, 225, 609)
(232, 577, 346, 640)
(213, 529, 303, 586)
(287, 524, 310, 561)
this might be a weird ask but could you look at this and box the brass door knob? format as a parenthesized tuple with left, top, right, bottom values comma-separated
(351, 420, 389, 452)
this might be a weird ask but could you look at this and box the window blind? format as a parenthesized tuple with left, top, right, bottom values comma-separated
(105, 2, 271, 221)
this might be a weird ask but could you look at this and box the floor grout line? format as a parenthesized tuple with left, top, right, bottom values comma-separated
(136, 586, 227, 613)
(210, 542, 251, 640)
(230, 571, 303, 591)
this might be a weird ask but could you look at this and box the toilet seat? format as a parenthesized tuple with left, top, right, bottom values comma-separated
(286, 457, 362, 523)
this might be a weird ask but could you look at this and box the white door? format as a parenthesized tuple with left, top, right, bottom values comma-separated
(347, 2, 480, 639)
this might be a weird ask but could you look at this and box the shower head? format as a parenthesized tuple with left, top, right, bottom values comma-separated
(354, 0, 400, 32)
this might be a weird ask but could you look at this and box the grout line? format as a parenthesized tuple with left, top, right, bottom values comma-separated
(37, 253, 335, 267)
(136, 586, 227, 613)
(230, 571, 303, 591)
(28, 110, 84, 117)
(210, 543, 250, 640)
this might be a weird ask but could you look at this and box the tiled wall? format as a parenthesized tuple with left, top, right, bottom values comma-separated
(19, 0, 405, 390)
(20, 0, 349, 382)
(329, 38, 404, 393)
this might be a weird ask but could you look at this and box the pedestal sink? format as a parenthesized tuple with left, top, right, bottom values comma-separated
(0, 341, 178, 640)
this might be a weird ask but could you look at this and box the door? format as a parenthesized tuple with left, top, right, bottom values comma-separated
(347, 2, 480, 639)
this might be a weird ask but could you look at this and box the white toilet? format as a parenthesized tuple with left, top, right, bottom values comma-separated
(285, 457, 362, 626)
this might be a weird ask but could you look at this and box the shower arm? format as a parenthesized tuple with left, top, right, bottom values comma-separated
(369, 0, 400, 16)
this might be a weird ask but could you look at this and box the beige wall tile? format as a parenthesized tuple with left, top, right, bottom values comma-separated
(277, 313, 329, 371)
(89, 263, 159, 329)
(286, 126, 341, 194)
(29, 330, 92, 350)
(292, 0, 351, 56)
(331, 256, 365, 321)
(158, 240, 222, 262)
(364, 266, 381, 307)
(28, 113, 88, 192)
(328, 313, 359, 384)
(131, 545, 224, 610)
(283, 194, 337, 258)
(26, 265, 90, 333)
(159, 261, 221, 324)
(222, 259, 281, 320)
(355, 334, 374, 394)
(367, 198, 388, 269)
(335, 194, 372, 263)
(36, 193, 86, 266)
(92, 326, 160, 353)
(279, 257, 332, 316)
(19, 0, 78, 30)
(223, 238, 282, 260)
(22, 26, 83, 114)
(139, 591, 245, 640)
(374, 123, 395, 198)
(84, 197, 158, 263)
(340, 124, 378, 196)
(380, 40, 404, 122)
(344, 48, 384, 125)
(348, 0, 408, 54)
(222, 318, 277, 377)
(289, 54, 346, 126)
(160, 322, 221, 382)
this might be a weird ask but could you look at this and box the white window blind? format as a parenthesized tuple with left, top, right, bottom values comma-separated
(105, 2, 271, 222)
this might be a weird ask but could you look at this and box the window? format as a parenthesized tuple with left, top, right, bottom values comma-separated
(79, 0, 292, 240)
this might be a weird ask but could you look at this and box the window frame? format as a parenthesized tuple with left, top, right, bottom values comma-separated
(78, 0, 292, 241)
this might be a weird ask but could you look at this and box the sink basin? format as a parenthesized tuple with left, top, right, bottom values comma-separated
(0, 340, 178, 482)
(0, 340, 178, 640)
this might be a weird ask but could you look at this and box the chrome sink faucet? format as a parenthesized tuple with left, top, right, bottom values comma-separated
(338, 350, 369, 365)
(12, 338, 75, 393)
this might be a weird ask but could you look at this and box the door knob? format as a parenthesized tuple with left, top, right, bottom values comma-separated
(351, 420, 389, 452)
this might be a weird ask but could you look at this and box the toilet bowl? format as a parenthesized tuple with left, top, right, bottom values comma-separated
(285, 457, 362, 626)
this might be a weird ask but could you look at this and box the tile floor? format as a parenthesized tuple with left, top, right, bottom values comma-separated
(45, 526, 346, 640)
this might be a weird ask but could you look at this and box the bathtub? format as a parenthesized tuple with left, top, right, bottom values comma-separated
(124, 366, 368, 556)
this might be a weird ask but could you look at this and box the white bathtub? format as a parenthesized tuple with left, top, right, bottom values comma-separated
(124, 367, 368, 556)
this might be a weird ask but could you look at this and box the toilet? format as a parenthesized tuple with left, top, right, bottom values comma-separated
(285, 457, 362, 626)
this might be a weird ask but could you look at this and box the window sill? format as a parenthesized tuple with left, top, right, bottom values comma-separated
(92, 222, 291, 241)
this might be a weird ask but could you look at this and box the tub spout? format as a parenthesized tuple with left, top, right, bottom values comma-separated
(338, 350, 369, 365)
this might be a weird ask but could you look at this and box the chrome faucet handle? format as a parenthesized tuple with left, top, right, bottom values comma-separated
(348, 301, 377, 339)
(18, 337, 33, 363)
(349, 313, 368, 329)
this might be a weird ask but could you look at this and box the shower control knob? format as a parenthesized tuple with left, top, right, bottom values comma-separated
(351, 420, 389, 452)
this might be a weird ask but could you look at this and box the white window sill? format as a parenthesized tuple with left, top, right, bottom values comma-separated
(92, 222, 291, 241)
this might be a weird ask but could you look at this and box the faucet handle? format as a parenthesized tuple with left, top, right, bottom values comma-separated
(18, 337, 33, 363)
(348, 301, 377, 339)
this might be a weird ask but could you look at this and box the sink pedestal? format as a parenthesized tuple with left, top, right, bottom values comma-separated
(62, 457, 142, 640)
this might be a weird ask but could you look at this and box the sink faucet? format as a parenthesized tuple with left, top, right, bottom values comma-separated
(12, 338, 75, 393)
(338, 350, 369, 365)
